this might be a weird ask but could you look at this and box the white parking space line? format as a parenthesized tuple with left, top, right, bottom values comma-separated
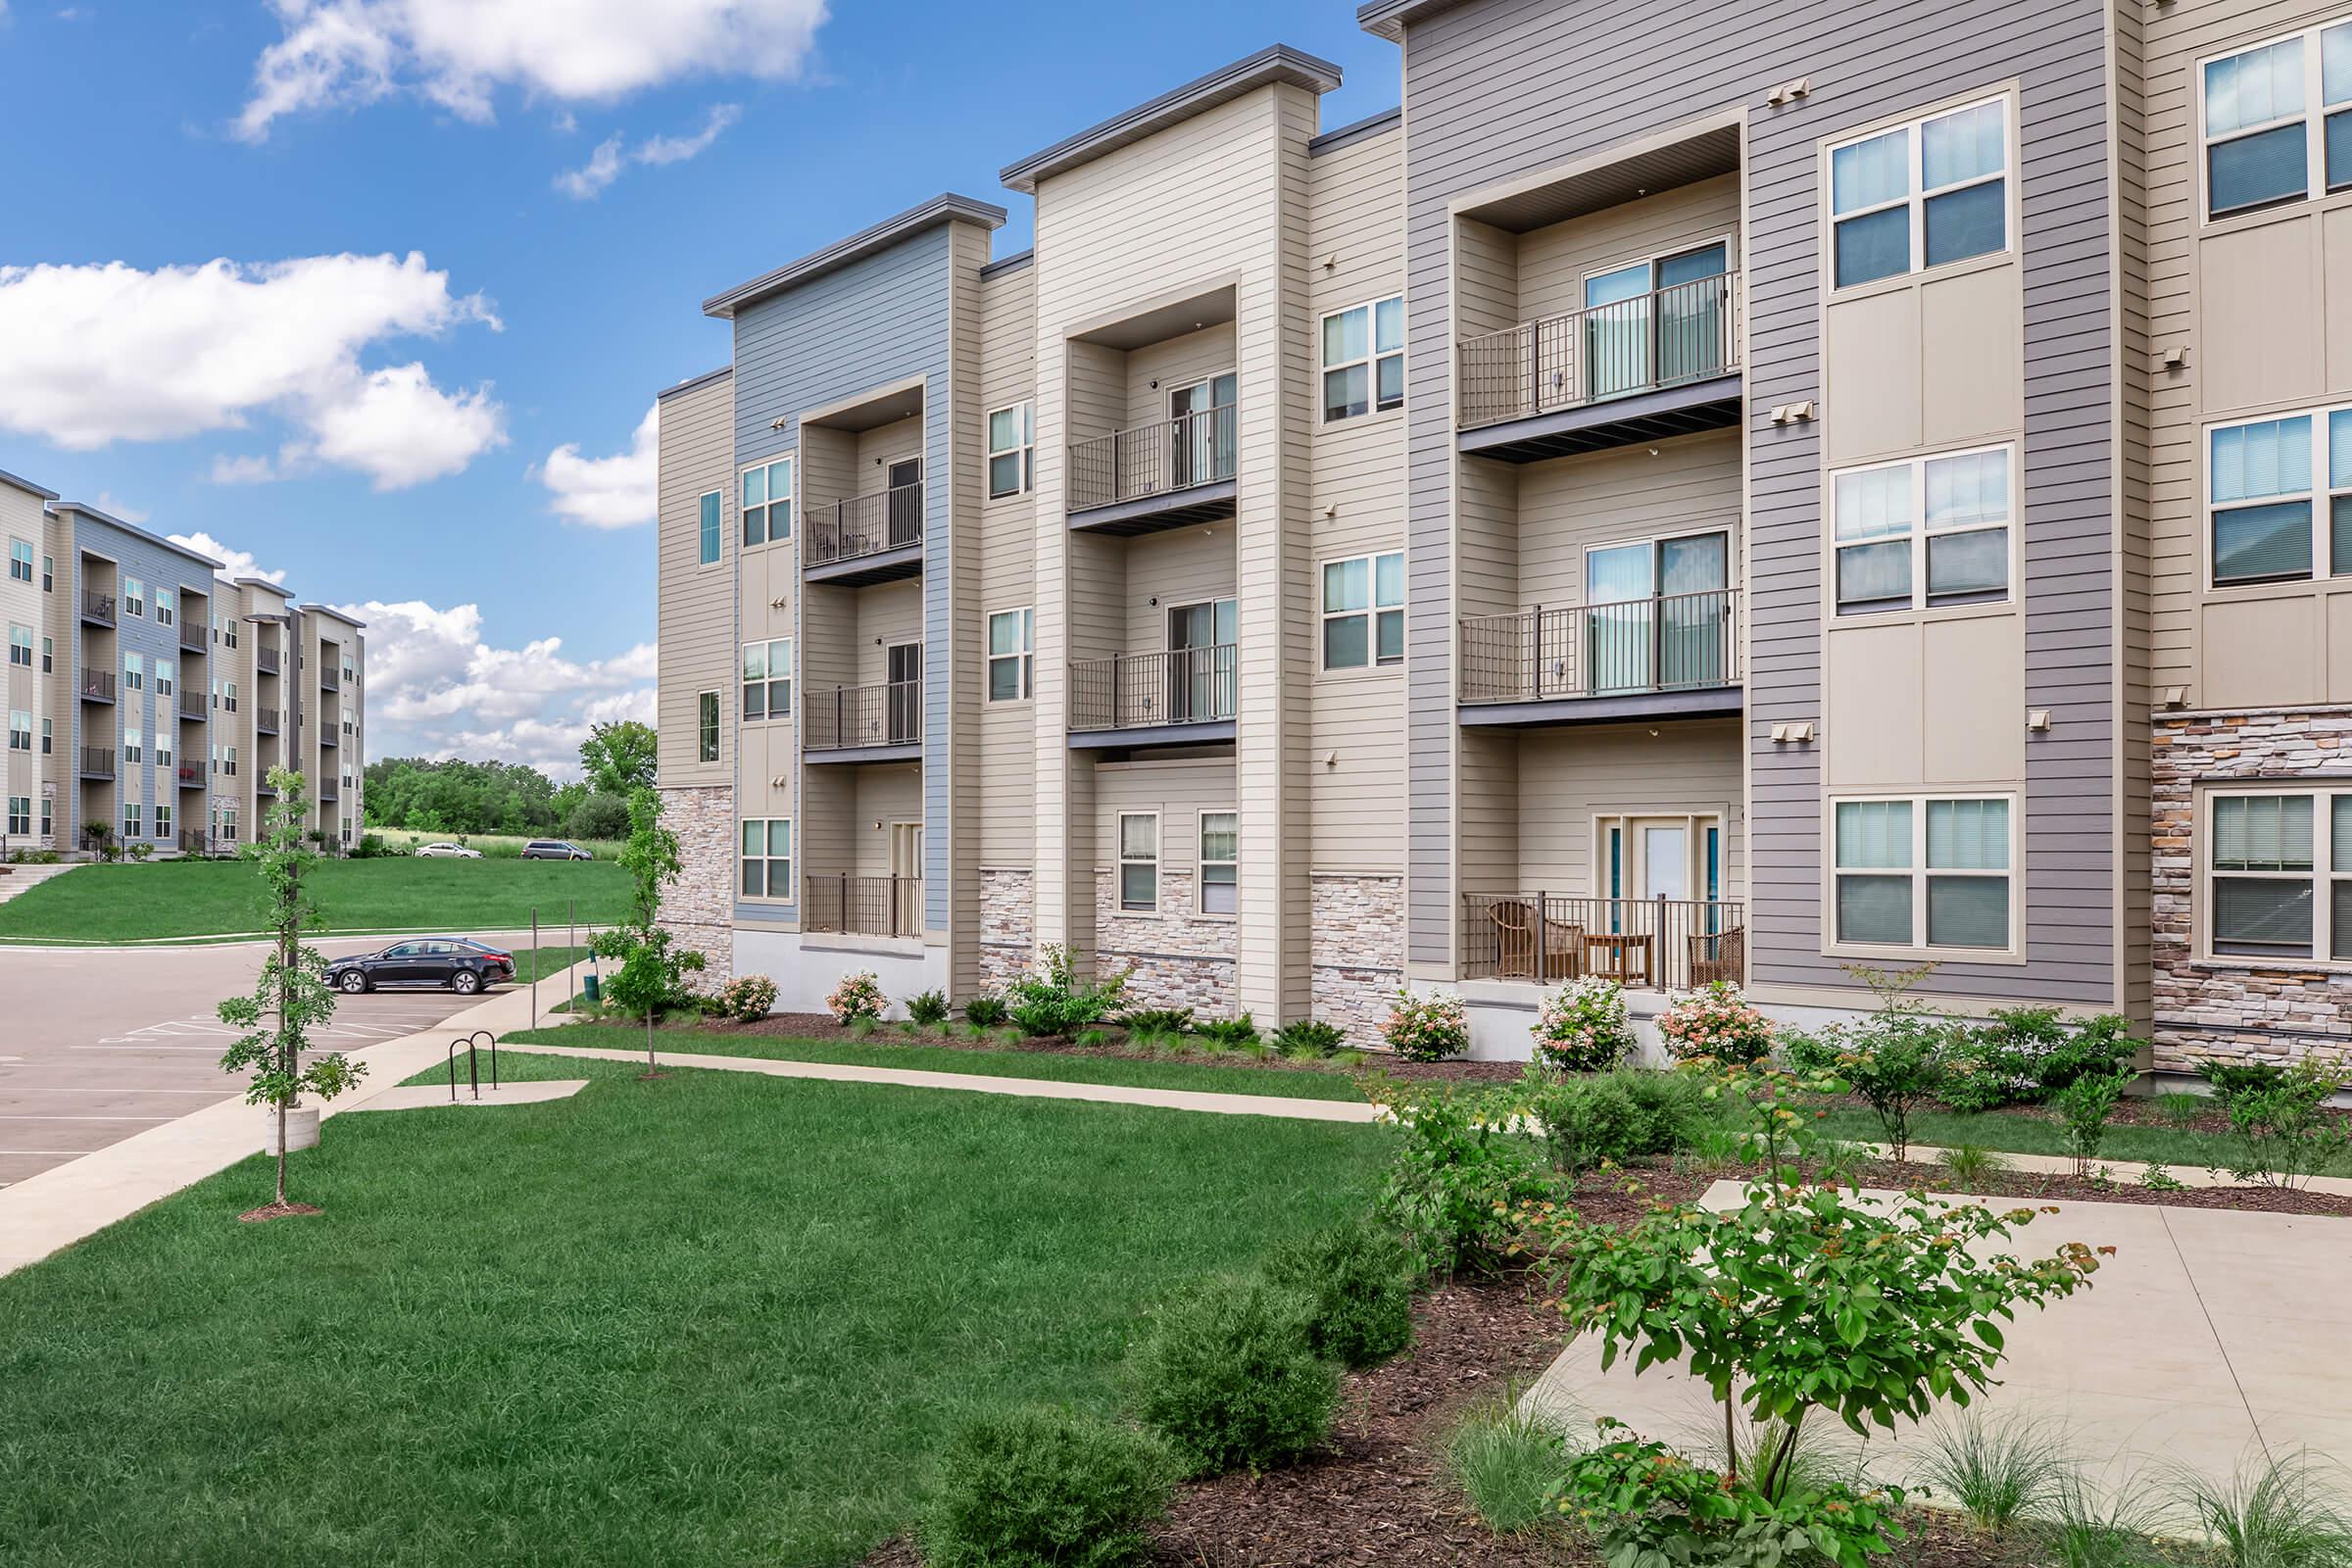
(0, 1088, 228, 1096)
(0, 1115, 175, 1123)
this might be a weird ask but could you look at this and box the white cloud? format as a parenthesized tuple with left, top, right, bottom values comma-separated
(0, 252, 504, 491)
(236, 0, 825, 141)
(168, 530, 289, 586)
(93, 491, 148, 523)
(556, 103, 739, 198)
(538, 402, 656, 528)
(208, 454, 278, 486)
(340, 595, 657, 778)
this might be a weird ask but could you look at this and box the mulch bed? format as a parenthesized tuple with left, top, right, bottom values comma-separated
(1852, 1158, 2352, 1216)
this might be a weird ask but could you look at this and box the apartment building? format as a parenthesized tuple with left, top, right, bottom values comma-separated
(0, 467, 364, 859)
(653, 0, 2352, 1071)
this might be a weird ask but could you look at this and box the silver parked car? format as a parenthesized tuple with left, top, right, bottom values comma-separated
(414, 842, 482, 859)
(520, 840, 592, 860)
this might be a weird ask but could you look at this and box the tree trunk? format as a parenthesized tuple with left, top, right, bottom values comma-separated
(646, 1006, 656, 1072)
(277, 859, 296, 1207)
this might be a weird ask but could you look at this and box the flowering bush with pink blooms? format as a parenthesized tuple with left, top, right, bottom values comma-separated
(1383, 988, 1468, 1061)
(826, 969, 886, 1024)
(1654, 980, 1776, 1066)
(1533, 974, 1634, 1072)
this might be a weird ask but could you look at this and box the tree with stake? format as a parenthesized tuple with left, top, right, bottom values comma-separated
(217, 766, 366, 1221)
(590, 786, 704, 1076)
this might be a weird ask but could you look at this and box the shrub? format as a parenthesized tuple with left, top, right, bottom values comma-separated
(922, 1406, 1176, 1568)
(1271, 1019, 1347, 1059)
(963, 994, 1007, 1028)
(2214, 1058, 2352, 1189)
(711, 974, 779, 1024)
(1194, 1014, 1259, 1048)
(2200, 1059, 2287, 1098)
(349, 833, 392, 858)
(1445, 1392, 1572, 1535)
(1383, 988, 1467, 1061)
(2056, 1066, 2132, 1179)
(1368, 1080, 1556, 1275)
(826, 970, 885, 1025)
(1119, 1006, 1194, 1037)
(1005, 945, 1127, 1038)
(128, 842, 153, 861)
(1948, 1009, 2143, 1112)
(1560, 1422, 1909, 1568)
(1798, 1010, 1953, 1162)
(906, 989, 950, 1027)
(1533, 975, 1634, 1072)
(1129, 1278, 1338, 1478)
(1263, 1221, 1415, 1369)
(1524, 1066, 1708, 1176)
(1654, 980, 1777, 1067)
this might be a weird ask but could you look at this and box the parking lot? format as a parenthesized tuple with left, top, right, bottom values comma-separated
(0, 932, 536, 1186)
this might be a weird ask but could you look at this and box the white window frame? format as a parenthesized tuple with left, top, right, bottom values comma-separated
(2198, 785, 2352, 962)
(1829, 442, 2018, 614)
(1826, 94, 2013, 291)
(156, 658, 174, 698)
(1318, 294, 1405, 424)
(123, 652, 143, 692)
(6, 625, 28, 667)
(122, 576, 144, 617)
(40, 717, 50, 755)
(697, 490, 723, 566)
(1197, 808, 1238, 917)
(739, 816, 793, 903)
(123, 801, 142, 840)
(6, 710, 28, 753)
(986, 401, 1034, 499)
(1319, 550, 1406, 671)
(1828, 793, 2021, 958)
(221, 806, 238, 843)
(156, 803, 172, 841)
(40, 636, 51, 673)
(223, 745, 237, 778)
(739, 457, 795, 548)
(155, 588, 175, 627)
(2197, 18, 2352, 223)
(2202, 402, 2352, 588)
(124, 727, 142, 764)
(5, 797, 27, 836)
(698, 690, 720, 762)
(6, 539, 29, 584)
(223, 679, 237, 712)
(741, 637, 792, 722)
(985, 606, 1034, 703)
(156, 728, 172, 768)
(1116, 810, 1159, 913)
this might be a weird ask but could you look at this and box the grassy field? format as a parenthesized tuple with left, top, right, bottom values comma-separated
(370, 828, 625, 860)
(0, 1053, 1392, 1566)
(0, 857, 631, 943)
(508, 1022, 1376, 1102)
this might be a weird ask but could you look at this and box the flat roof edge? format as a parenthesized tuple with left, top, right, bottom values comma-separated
(701, 193, 1008, 318)
(656, 365, 734, 402)
(50, 502, 223, 570)
(1309, 105, 1400, 155)
(0, 465, 59, 501)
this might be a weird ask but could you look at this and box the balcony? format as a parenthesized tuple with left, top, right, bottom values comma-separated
(806, 482, 924, 586)
(1067, 405, 1238, 536)
(176, 763, 204, 790)
(805, 676, 921, 761)
(319, 669, 339, 693)
(78, 746, 114, 781)
(78, 669, 116, 705)
(318, 724, 337, 748)
(257, 644, 280, 675)
(1457, 589, 1740, 727)
(803, 874, 923, 940)
(178, 622, 205, 655)
(1456, 272, 1740, 463)
(1461, 893, 1745, 991)
(319, 779, 339, 803)
(79, 590, 115, 627)
(1069, 645, 1238, 750)
(178, 691, 205, 722)
(256, 706, 279, 735)
(255, 779, 274, 797)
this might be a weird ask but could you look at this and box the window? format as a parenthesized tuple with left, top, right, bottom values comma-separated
(156, 730, 172, 768)
(2201, 21, 2352, 219)
(1320, 295, 1404, 421)
(1199, 810, 1238, 914)
(1833, 796, 2013, 951)
(224, 680, 237, 712)
(124, 728, 142, 764)
(155, 588, 174, 627)
(123, 577, 144, 617)
(223, 746, 237, 777)
(1833, 445, 2013, 612)
(698, 691, 720, 762)
(1830, 97, 2009, 288)
(739, 817, 792, 899)
(123, 652, 143, 691)
(220, 806, 238, 843)
(2204, 406, 2352, 585)
(40, 556, 51, 592)
(740, 457, 794, 547)
(40, 718, 51, 755)
(698, 490, 722, 564)
(1118, 812, 1158, 910)
(742, 637, 792, 720)
(40, 797, 51, 839)
(2198, 790, 2352, 959)
(5, 797, 27, 836)
(6, 539, 28, 583)
(987, 402, 1034, 499)
(6, 625, 27, 667)
(223, 617, 237, 649)
(155, 803, 172, 841)
(156, 658, 174, 698)
(987, 608, 1033, 702)
(6, 710, 27, 752)
(1320, 551, 1405, 668)
(41, 636, 51, 673)
(123, 802, 142, 840)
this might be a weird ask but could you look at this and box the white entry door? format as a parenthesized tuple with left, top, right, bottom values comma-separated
(1641, 824, 1690, 900)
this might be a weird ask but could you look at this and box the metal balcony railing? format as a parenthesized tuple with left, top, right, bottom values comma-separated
(806, 677, 921, 751)
(1462, 893, 1745, 990)
(178, 691, 205, 721)
(319, 670, 339, 692)
(1067, 404, 1238, 513)
(178, 622, 205, 654)
(807, 481, 923, 568)
(79, 590, 115, 626)
(803, 874, 923, 939)
(257, 645, 280, 674)
(318, 725, 337, 748)
(1457, 271, 1740, 430)
(176, 763, 203, 789)
(79, 746, 115, 779)
(319, 779, 339, 803)
(256, 707, 279, 734)
(1458, 589, 1739, 705)
(79, 669, 116, 703)
(1069, 645, 1238, 733)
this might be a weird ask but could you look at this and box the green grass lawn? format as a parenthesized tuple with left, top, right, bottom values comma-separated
(0, 857, 631, 943)
(509, 1022, 1377, 1103)
(0, 1054, 1392, 1565)
(1810, 1102, 2352, 1176)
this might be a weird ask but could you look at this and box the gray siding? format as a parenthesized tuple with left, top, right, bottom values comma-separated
(1395, 0, 2118, 1004)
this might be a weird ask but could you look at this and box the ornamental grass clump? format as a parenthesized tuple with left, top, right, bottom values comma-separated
(826, 970, 885, 1025)
(1534, 975, 1634, 1072)
(1445, 1392, 1574, 1536)
(921, 1405, 1176, 1568)
(1384, 988, 1467, 1061)
(1129, 1277, 1339, 1478)
(1655, 980, 1777, 1067)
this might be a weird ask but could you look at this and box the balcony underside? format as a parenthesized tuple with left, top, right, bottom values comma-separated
(1068, 718, 1236, 752)
(177, 775, 204, 789)
(1458, 684, 1741, 729)
(804, 741, 922, 765)
(805, 543, 922, 587)
(1458, 373, 1740, 464)
(1068, 478, 1236, 538)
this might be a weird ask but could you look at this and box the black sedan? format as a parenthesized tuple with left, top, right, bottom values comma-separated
(326, 938, 515, 996)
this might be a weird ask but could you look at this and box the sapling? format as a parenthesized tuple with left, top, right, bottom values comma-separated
(588, 787, 706, 1076)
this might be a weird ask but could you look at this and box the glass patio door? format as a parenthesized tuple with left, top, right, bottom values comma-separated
(1586, 244, 1731, 401)
(1166, 598, 1236, 722)
(1168, 372, 1237, 489)
(1585, 542, 1653, 692)
(1653, 243, 1730, 385)
(1583, 264, 1652, 401)
(1657, 531, 1730, 688)
(886, 642, 921, 744)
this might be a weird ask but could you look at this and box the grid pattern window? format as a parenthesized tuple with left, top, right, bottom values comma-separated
(698, 691, 720, 762)
(7, 539, 29, 583)
(157, 729, 172, 767)
(41, 557, 51, 592)
(987, 403, 1034, 499)
(123, 802, 142, 839)
(39, 798, 49, 838)
(6, 625, 28, 667)
(739, 818, 792, 900)
(987, 608, 1033, 702)
(2205, 407, 2352, 584)
(156, 804, 172, 840)
(41, 636, 51, 673)
(1834, 446, 2013, 612)
(123, 652, 143, 691)
(1199, 810, 1238, 915)
(742, 637, 792, 720)
(1320, 296, 1404, 422)
(1833, 796, 2014, 952)
(740, 457, 794, 547)
(2202, 22, 2352, 219)
(155, 588, 174, 627)
(2200, 791, 2352, 959)
(223, 746, 237, 777)
(1320, 552, 1404, 669)
(7, 710, 27, 752)
(221, 807, 238, 843)
(40, 718, 51, 755)
(122, 577, 144, 617)
(124, 728, 142, 764)
(223, 618, 237, 649)
(5, 797, 27, 836)
(698, 491, 722, 565)
(156, 658, 174, 697)
(1117, 813, 1158, 911)
(1830, 97, 2009, 288)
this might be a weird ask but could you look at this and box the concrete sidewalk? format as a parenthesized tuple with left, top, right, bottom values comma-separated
(0, 960, 588, 1278)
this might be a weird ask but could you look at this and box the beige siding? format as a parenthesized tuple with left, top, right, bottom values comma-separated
(1515, 173, 1740, 324)
(656, 373, 736, 789)
(854, 579, 923, 686)
(1515, 720, 1745, 896)
(1125, 324, 1237, 429)
(1122, 525, 1235, 651)
(977, 261, 1039, 869)
(1092, 756, 1236, 869)
(1517, 430, 1740, 609)
(853, 761, 923, 875)
(855, 414, 924, 484)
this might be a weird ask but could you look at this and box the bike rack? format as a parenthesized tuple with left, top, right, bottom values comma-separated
(446, 1029, 501, 1102)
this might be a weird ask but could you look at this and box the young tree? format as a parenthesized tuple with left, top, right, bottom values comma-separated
(590, 786, 705, 1075)
(217, 767, 367, 1220)
(580, 719, 659, 798)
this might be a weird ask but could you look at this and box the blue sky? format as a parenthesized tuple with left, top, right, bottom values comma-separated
(0, 1, 1398, 776)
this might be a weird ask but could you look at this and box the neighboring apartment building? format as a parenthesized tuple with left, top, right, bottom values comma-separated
(206, 579, 368, 852)
(652, 0, 2352, 1072)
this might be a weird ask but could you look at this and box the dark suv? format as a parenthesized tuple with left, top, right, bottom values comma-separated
(520, 840, 592, 860)
(326, 938, 516, 995)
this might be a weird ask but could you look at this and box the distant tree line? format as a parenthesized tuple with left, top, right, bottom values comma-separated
(363, 720, 657, 843)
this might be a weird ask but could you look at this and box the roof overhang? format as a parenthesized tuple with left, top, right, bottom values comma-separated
(702, 193, 1007, 319)
(1357, 0, 1466, 40)
(0, 466, 58, 501)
